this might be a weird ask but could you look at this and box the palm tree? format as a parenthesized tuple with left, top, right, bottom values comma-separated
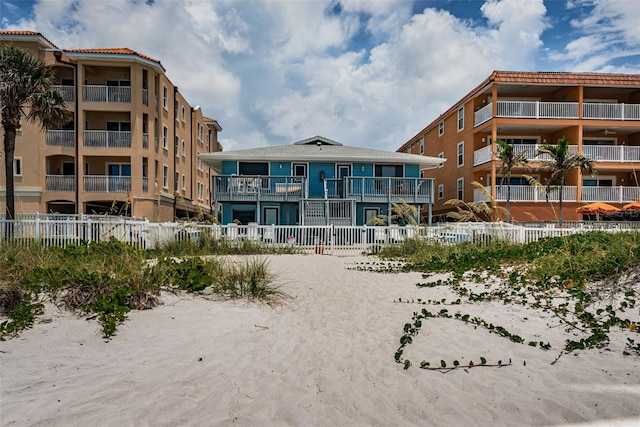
(1, 44, 70, 220)
(536, 136, 594, 226)
(495, 139, 528, 222)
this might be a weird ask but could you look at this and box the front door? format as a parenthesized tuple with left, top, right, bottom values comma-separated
(263, 207, 279, 225)
(337, 164, 351, 197)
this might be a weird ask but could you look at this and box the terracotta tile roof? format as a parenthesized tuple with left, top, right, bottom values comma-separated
(490, 70, 640, 86)
(0, 30, 59, 48)
(64, 47, 164, 70)
(203, 116, 222, 130)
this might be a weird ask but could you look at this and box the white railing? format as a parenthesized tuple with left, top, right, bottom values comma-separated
(583, 103, 640, 120)
(84, 130, 132, 148)
(474, 102, 493, 126)
(475, 185, 578, 202)
(83, 85, 131, 103)
(52, 85, 74, 102)
(142, 177, 148, 193)
(46, 130, 75, 147)
(142, 133, 149, 149)
(496, 101, 578, 119)
(345, 177, 433, 203)
(582, 145, 640, 162)
(84, 176, 131, 193)
(46, 175, 75, 192)
(214, 176, 306, 201)
(4, 220, 640, 252)
(473, 145, 493, 165)
(581, 186, 640, 203)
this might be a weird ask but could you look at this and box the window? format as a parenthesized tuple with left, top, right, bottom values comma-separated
(162, 85, 168, 109)
(420, 136, 424, 154)
(175, 101, 179, 122)
(457, 142, 464, 167)
(438, 184, 444, 200)
(438, 121, 444, 136)
(438, 152, 445, 168)
(583, 177, 614, 186)
(175, 136, 179, 157)
(406, 146, 411, 154)
(375, 164, 403, 177)
(163, 126, 168, 150)
(163, 165, 169, 189)
(107, 164, 131, 176)
(239, 162, 268, 175)
(457, 107, 464, 131)
(14, 158, 22, 176)
(182, 140, 186, 157)
(175, 172, 179, 192)
(293, 163, 307, 177)
(181, 107, 186, 122)
(182, 174, 186, 192)
(364, 208, 380, 224)
(457, 178, 464, 201)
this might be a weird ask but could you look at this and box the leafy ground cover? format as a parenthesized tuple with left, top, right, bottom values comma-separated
(0, 239, 286, 339)
(377, 231, 640, 371)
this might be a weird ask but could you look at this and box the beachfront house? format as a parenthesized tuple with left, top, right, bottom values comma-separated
(199, 136, 444, 226)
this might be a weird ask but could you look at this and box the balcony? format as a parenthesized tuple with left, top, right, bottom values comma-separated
(46, 175, 75, 192)
(473, 144, 578, 166)
(475, 185, 578, 203)
(473, 145, 492, 166)
(582, 186, 640, 203)
(475, 101, 640, 127)
(84, 130, 132, 148)
(46, 130, 75, 148)
(52, 85, 74, 102)
(582, 145, 640, 162)
(83, 85, 131, 103)
(142, 133, 149, 149)
(344, 177, 433, 204)
(584, 103, 640, 120)
(84, 176, 131, 193)
(214, 176, 306, 202)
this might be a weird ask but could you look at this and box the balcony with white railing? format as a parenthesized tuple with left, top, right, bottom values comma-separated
(46, 130, 75, 148)
(582, 145, 640, 162)
(84, 130, 132, 148)
(474, 185, 578, 203)
(473, 145, 493, 166)
(584, 103, 640, 120)
(52, 85, 75, 102)
(83, 85, 131, 103)
(474, 100, 580, 127)
(345, 177, 433, 204)
(474, 103, 493, 126)
(46, 175, 75, 192)
(581, 186, 640, 203)
(84, 176, 131, 193)
(214, 175, 307, 202)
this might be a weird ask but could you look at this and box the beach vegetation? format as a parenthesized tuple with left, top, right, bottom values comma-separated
(0, 241, 285, 339)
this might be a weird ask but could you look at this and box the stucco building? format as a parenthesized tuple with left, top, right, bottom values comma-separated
(0, 31, 222, 221)
(400, 71, 640, 222)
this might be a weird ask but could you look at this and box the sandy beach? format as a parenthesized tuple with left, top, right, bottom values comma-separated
(1, 254, 640, 426)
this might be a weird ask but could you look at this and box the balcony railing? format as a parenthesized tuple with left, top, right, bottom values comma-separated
(46, 130, 75, 147)
(345, 177, 433, 204)
(475, 101, 640, 127)
(142, 133, 149, 149)
(475, 185, 578, 203)
(46, 175, 75, 192)
(581, 186, 640, 203)
(473, 145, 492, 166)
(84, 130, 132, 148)
(83, 85, 131, 103)
(142, 177, 148, 193)
(142, 89, 148, 106)
(473, 144, 579, 165)
(582, 145, 640, 162)
(84, 176, 131, 193)
(214, 175, 307, 202)
(52, 85, 74, 102)
(584, 103, 640, 120)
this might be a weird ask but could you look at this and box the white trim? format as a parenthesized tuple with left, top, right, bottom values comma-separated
(582, 175, 616, 186)
(162, 85, 168, 110)
(419, 136, 424, 154)
(457, 177, 464, 201)
(162, 125, 168, 150)
(438, 121, 444, 136)
(457, 141, 464, 167)
(162, 164, 169, 189)
(457, 106, 464, 132)
(263, 206, 280, 225)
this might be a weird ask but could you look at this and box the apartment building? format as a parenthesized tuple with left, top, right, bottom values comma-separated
(0, 31, 222, 221)
(400, 71, 640, 222)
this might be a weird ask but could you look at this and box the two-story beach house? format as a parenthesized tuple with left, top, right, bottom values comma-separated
(200, 136, 443, 226)
(400, 71, 640, 222)
(0, 31, 222, 221)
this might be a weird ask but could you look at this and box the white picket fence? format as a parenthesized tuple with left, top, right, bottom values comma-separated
(1, 217, 638, 256)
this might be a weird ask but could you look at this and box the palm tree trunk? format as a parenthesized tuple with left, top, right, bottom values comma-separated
(506, 171, 511, 222)
(558, 178, 564, 227)
(3, 127, 16, 239)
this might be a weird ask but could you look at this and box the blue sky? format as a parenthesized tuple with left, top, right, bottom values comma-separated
(2, 0, 639, 151)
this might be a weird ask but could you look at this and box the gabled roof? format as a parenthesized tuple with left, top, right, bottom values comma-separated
(0, 30, 59, 49)
(64, 47, 166, 71)
(200, 136, 444, 173)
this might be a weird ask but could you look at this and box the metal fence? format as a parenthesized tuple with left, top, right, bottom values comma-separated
(1, 217, 639, 255)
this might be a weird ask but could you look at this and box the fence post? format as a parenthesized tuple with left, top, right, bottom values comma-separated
(35, 213, 41, 242)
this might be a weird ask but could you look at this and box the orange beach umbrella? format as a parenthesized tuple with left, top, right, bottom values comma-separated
(623, 201, 640, 211)
(576, 202, 621, 215)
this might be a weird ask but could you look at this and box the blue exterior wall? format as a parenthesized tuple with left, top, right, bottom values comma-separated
(221, 161, 237, 175)
(270, 162, 291, 176)
(353, 163, 373, 177)
(308, 162, 335, 198)
(405, 164, 420, 178)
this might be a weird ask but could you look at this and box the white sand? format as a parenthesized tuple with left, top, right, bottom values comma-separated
(1, 254, 640, 426)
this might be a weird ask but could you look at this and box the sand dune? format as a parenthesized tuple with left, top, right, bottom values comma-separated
(1, 255, 639, 426)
